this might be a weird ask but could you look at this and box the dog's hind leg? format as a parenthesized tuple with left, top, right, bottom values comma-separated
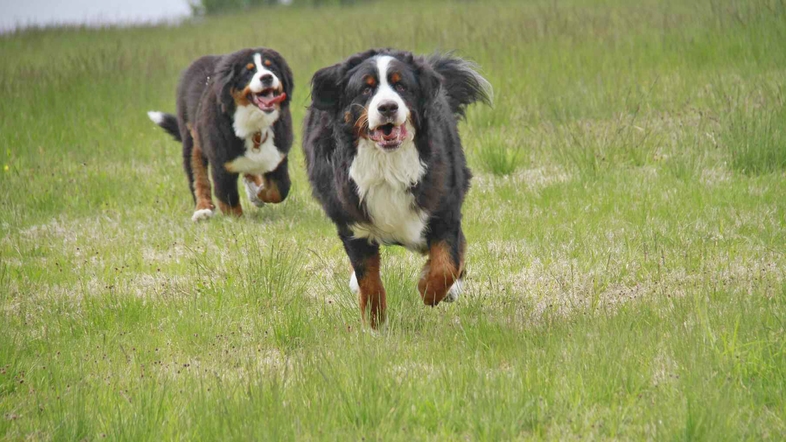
(189, 130, 216, 222)
(181, 127, 197, 204)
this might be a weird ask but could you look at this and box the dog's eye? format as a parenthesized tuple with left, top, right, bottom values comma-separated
(246, 63, 255, 70)
(362, 86, 373, 96)
(394, 83, 406, 93)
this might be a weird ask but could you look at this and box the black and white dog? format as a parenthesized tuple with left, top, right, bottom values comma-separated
(303, 49, 491, 327)
(148, 48, 294, 221)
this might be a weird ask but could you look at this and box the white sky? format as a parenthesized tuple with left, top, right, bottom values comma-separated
(0, 0, 192, 32)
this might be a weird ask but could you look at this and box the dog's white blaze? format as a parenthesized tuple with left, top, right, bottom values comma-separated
(250, 53, 281, 93)
(368, 55, 409, 130)
(226, 129, 284, 175)
(349, 124, 428, 251)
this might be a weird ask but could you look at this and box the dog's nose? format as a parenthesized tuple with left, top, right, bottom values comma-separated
(260, 73, 274, 86)
(377, 101, 398, 119)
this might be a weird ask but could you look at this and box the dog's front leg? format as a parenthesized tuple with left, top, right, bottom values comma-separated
(242, 157, 291, 205)
(260, 157, 292, 204)
(212, 168, 243, 217)
(341, 233, 386, 328)
(242, 174, 266, 207)
(419, 229, 466, 306)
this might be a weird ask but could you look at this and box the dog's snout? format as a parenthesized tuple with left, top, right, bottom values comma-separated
(377, 101, 399, 119)
(260, 73, 274, 86)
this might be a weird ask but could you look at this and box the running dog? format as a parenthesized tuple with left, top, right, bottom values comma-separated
(302, 49, 491, 327)
(149, 47, 294, 220)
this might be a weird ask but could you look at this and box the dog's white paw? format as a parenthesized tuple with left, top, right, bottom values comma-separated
(443, 279, 463, 303)
(243, 177, 265, 208)
(191, 208, 215, 222)
(349, 271, 359, 294)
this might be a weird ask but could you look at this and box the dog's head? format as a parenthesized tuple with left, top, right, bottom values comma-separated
(214, 48, 294, 116)
(310, 49, 442, 151)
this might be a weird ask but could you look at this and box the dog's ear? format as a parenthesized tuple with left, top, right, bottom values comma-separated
(265, 49, 294, 106)
(414, 56, 444, 106)
(213, 56, 238, 114)
(311, 49, 380, 112)
(310, 64, 343, 112)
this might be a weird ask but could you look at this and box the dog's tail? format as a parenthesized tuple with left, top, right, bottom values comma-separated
(428, 53, 493, 118)
(147, 111, 182, 142)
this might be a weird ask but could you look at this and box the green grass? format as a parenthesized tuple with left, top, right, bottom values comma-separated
(475, 128, 526, 176)
(722, 96, 786, 174)
(1, 0, 786, 439)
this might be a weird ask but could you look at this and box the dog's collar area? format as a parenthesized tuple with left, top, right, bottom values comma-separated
(251, 130, 269, 151)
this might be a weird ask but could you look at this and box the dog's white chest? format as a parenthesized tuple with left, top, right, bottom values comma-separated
(225, 130, 283, 175)
(349, 139, 428, 250)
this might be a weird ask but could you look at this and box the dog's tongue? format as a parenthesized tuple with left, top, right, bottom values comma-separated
(369, 124, 407, 147)
(254, 92, 287, 107)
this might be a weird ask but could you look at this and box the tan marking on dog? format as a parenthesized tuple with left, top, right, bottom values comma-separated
(264, 59, 272, 67)
(364, 75, 376, 87)
(390, 72, 402, 84)
(257, 173, 284, 203)
(190, 131, 214, 212)
(356, 252, 386, 329)
(217, 201, 243, 217)
(246, 63, 255, 70)
(231, 86, 252, 107)
(243, 174, 264, 187)
(419, 240, 464, 306)
(353, 110, 369, 138)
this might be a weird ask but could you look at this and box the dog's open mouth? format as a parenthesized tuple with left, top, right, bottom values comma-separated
(250, 88, 286, 113)
(368, 123, 408, 150)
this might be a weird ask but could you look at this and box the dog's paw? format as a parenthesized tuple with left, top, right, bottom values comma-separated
(191, 208, 215, 222)
(443, 279, 463, 303)
(243, 177, 265, 208)
(349, 271, 359, 295)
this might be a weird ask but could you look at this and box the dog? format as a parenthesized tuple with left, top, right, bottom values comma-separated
(148, 48, 294, 221)
(302, 49, 491, 327)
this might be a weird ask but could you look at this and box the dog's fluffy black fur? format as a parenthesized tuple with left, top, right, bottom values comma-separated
(149, 48, 294, 220)
(303, 48, 491, 326)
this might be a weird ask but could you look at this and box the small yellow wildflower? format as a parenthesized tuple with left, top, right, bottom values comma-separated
(3, 165, 8, 172)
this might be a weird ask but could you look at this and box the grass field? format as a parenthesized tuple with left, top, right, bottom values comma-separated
(1, 0, 785, 439)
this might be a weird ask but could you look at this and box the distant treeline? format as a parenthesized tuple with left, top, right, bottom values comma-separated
(191, 0, 370, 15)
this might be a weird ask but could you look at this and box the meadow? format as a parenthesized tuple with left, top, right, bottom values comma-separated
(1, 0, 785, 439)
